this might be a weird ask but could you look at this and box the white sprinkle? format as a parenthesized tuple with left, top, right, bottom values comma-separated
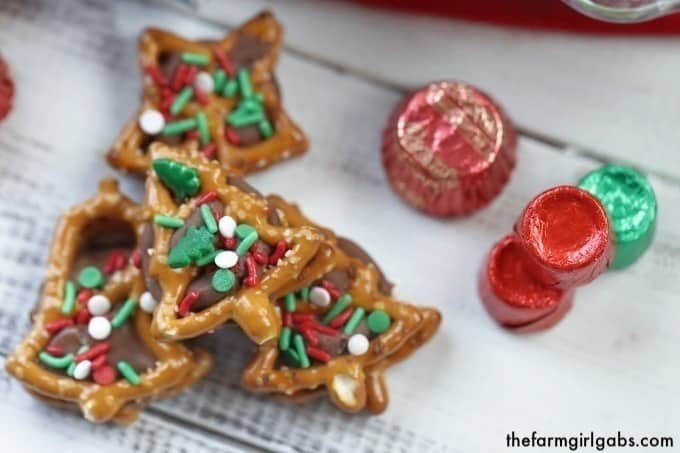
(88, 316, 111, 340)
(138, 109, 165, 135)
(73, 360, 92, 380)
(347, 334, 369, 356)
(218, 215, 237, 238)
(214, 250, 239, 269)
(139, 291, 158, 313)
(87, 294, 111, 316)
(309, 286, 331, 307)
(194, 71, 214, 93)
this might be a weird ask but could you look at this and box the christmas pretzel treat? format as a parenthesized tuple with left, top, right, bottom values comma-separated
(108, 11, 307, 175)
(5, 180, 213, 423)
(143, 144, 323, 342)
(242, 196, 441, 413)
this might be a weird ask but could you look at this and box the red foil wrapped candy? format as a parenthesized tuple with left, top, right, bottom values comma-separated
(382, 81, 517, 217)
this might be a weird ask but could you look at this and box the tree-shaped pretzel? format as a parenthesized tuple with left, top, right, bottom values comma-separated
(241, 195, 441, 413)
(108, 11, 307, 176)
(5, 179, 213, 423)
(143, 144, 323, 342)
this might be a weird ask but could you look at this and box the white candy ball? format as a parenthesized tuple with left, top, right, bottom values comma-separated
(73, 360, 92, 380)
(347, 334, 369, 356)
(88, 316, 111, 340)
(309, 286, 331, 307)
(218, 215, 237, 238)
(139, 291, 158, 313)
(194, 71, 214, 93)
(215, 250, 239, 269)
(138, 109, 165, 135)
(87, 294, 111, 316)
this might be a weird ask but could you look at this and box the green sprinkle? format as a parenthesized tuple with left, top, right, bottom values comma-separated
(236, 230, 258, 256)
(66, 360, 77, 377)
(213, 69, 227, 92)
(237, 68, 253, 98)
(117, 361, 141, 385)
(162, 118, 197, 136)
(258, 120, 274, 138)
(78, 266, 104, 289)
(299, 287, 310, 301)
(240, 97, 263, 113)
(284, 293, 296, 312)
(170, 86, 194, 115)
(278, 327, 292, 351)
(61, 281, 76, 315)
(322, 294, 352, 324)
(181, 52, 210, 66)
(293, 334, 310, 368)
(154, 214, 184, 229)
(211, 269, 235, 293)
(226, 110, 264, 127)
(222, 78, 238, 97)
(282, 348, 300, 367)
(111, 298, 137, 328)
(235, 223, 256, 239)
(367, 310, 392, 334)
(196, 112, 210, 145)
(195, 248, 217, 266)
(343, 307, 365, 335)
(200, 204, 218, 233)
(152, 158, 201, 200)
(39, 352, 74, 369)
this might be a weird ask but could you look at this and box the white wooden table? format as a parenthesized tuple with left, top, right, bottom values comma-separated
(1, 1, 679, 452)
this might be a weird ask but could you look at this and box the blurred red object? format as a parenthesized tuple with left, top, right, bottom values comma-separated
(0, 54, 14, 120)
(351, 0, 680, 34)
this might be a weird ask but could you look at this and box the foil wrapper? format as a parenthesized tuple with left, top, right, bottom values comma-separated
(0, 54, 13, 121)
(382, 81, 517, 217)
(479, 234, 574, 331)
(578, 165, 657, 270)
(515, 186, 613, 289)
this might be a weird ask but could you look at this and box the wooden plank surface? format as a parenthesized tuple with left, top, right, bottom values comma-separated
(0, 0, 679, 452)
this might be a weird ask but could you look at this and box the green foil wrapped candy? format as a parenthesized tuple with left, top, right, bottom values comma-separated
(578, 165, 657, 270)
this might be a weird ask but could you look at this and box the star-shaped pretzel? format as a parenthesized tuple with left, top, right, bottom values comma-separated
(5, 179, 213, 423)
(108, 11, 307, 176)
(241, 195, 441, 413)
(142, 143, 323, 342)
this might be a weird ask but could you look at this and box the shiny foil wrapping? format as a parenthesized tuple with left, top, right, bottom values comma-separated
(514, 186, 613, 289)
(479, 234, 574, 331)
(382, 81, 517, 217)
(578, 165, 657, 270)
(0, 54, 13, 121)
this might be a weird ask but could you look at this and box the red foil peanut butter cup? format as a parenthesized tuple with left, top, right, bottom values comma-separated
(0, 54, 14, 121)
(382, 81, 517, 217)
(515, 186, 613, 289)
(479, 234, 574, 331)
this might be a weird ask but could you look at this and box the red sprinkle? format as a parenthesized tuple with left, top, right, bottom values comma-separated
(91, 354, 108, 370)
(184, 65, 198, 86)
(306, 346, 332, 363)
(328, 307, 354, 329)
(172, 63, 189, 91)
(269, 240, 288, 265)
(214, 47, 234, 75)
(178, 291, 199, 317)
(77, 288, 94, 303)
(299, 326, 320, 347)
(186, 129, 200, 140)
(321, 280, 342, 300)
(252, 251, 268, 265)
(244, 255, 259, 287)
(292, 312, 316, 324)
(301, 321, 341, 337)
(222, 236, 237, 250)
(282, 312, 293, 327)
(195, 88, 209, 105)
(93, 365, 117, 385)
(104, 250, 125, 274)
(45, 345, 65, 356)
(201, 142, 217, 160)
(196, 190, 217, 206)
(75, 307, 91, 325)
(145, 64, 167, 87)
(225, 127, 240, 145)
(75, 342, 110, 363)
(130, 249, 142, 269)
(46, 318, 74, 334)
(0, 55, 14, 121)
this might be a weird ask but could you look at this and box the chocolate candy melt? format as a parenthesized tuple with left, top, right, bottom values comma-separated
(579, 165, 657, 270)
(382, 81, 517, 217)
